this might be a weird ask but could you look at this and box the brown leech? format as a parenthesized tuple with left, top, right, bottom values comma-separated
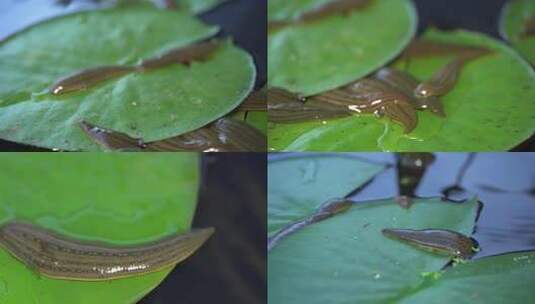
(402, 39, 492, 59)
(267, 87, 351, 123)
(414, 58, 466, 98)
(268, 198, 353, 251)
(50, 40, 220, 96)
(268, 0, 372, 31)
(521, 16, 535, 38)
(375, 68, 445, 117)
(137, 40, 221, 71)
(238, 87, 267, 112)
(316, 78, 419, 133)
(382, 228, 476, 259)
(80, 118, 266, 152)
(50, 66, 135, 95)
(0, 221, 214, 281)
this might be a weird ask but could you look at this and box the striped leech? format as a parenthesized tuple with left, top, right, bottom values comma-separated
(49, 40, 220, 95)
(80, 117, 266, 152)
(268, 40, 491, 132)
(268, 0, 372, 31)
(238, 87, 267, 112)
(382, 228, 477, 259)
(375, 68, 445, 117)
(521, 16, 535, 38)
(268, 198, 353, 251)
(267, 87, 352, 123)
(0, 221, 214, 281)
(49, 66, 135, 95)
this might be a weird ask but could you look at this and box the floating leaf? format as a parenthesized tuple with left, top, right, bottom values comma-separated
(500, 0, 535, 65)
(268, 29, 535, 151)
(0, 5, 256, 151)
(268, 154, 385, 236)
(399, 251, 535, 304)
(172, 0, 227, 14)
(268, 197, 480, 303)
(268, 0, 417, 96)
(0, 153, 200, 303)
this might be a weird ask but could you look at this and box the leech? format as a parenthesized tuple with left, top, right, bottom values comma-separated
(375, 68, 445, 117)
(238, 87, 267, 112)
(0, 221, 214, 281)
(414, 58, 466, 98)
(137, 40, 221, 71)
(80, 118, 266, 152)
(382, 228, 476, 259)
(402, 40, 492, 59)
(49, 66, 135, 95)
(394, 195, 413, 209)
(80, 121, 145, 151)
(268, 198, 354, 251)
(268, 0, 372, 31)
(50, 40, 220, 96)
(521, 17, 535, 38)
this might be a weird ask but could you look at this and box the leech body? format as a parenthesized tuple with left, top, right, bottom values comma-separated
(268, 0, 372, 31)
(375, 68, 445, 117)
(138, 40, 220, 71)
(50, 66, 135, 95)
(521, 17, 535, 38)
(238, 87, 267, 112)
(403, 40, 492, 59)
(50, 40, 219, 96)
(0, 221, 214, 281)
(382, 228, 476, 259)
(268, 198, 354, 251)
(81, 118, 266, 152)
(414, 58, 465, 98)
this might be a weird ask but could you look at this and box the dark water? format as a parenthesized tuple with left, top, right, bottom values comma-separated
(0, 0, 266, 151)
(139, 153, 266, 304)
(269, 152, 535, 259)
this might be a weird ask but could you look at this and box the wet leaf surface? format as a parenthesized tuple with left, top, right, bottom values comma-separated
(0, 5, 256, 151)
(268, 29, 535, 151)
(268, 197, 480, 303)
(268, 0, 417, 96)
(268, 154, 385, 237)
(0, 153, 199, 304)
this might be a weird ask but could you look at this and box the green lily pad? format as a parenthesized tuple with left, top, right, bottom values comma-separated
(268, 154, 385, 236)
(500, 0, 535, 65)
(246, 111, 268, 134)
(0, 153, 200, 303)
(172, 0, 226, 14)
(268, 29, 535, 151)
(399, 251, 535, 304)
(268, 197, 480, 303)
(268, 0, 417, 96)
(0, 5, 256, 151)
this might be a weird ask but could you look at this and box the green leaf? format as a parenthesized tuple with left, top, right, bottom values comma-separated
(268, 0, 417, 96)
(246, 111, 268, 134)
(268, 29, 535, 151)
(268, 154, 385, 236)
(173, 0, 227, 14)
(0, 153, 200, 304)
(399, 251, 535, 304)
(499, 0, 535, 65)
(0, 5, 256, 151)
(268, 197, 480, 304)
